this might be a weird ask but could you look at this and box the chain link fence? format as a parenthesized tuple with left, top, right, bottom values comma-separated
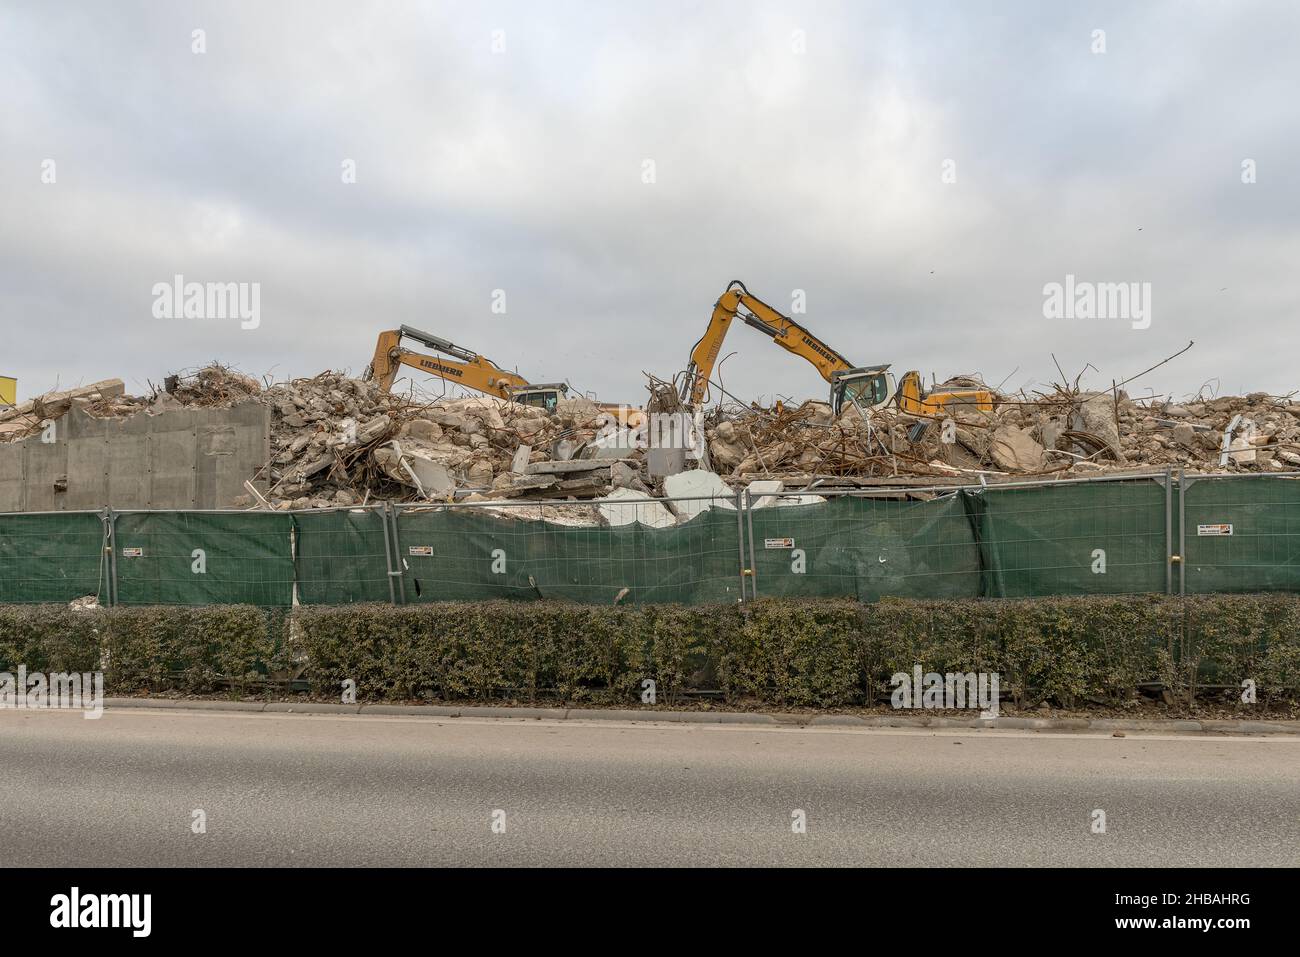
(3, 471, 1299, 606)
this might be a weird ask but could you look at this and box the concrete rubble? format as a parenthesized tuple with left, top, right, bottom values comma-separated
(698, 386, 1300, 486)
(6, 360, 1298, 521)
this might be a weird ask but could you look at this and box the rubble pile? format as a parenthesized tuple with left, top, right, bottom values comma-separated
(0, 365, 652, 510)
(222, 368, 646, 509)
(6, 360, 1298, 517)
(702, 387, 1300, 484)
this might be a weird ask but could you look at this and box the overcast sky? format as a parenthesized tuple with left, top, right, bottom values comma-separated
(2, 0, 1296, 407)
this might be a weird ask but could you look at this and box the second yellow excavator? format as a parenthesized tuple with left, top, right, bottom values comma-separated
(679, 280, 994, 418)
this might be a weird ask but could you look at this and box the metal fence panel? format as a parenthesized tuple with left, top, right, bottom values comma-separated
(0, 511, 107, 603)
(966, 478, 1168, 597)
(395, 499, 744, 605)
(748, 492, 981, 600)
(1183, 475, 1300, 593)
(112, 511, 295, 606)
(7, 473, 1300, 607)
(293, 507, 394, 604)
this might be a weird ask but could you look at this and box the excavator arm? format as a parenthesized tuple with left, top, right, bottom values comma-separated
(681, 280, 855, 405)
(367, 325, 531, 398)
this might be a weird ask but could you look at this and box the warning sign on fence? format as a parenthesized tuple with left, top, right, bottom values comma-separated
(408, 545, 433, 556)
(1197, 524, 1233, 536)
(764, 538, 795, 549)
(121, 547, 144, 557)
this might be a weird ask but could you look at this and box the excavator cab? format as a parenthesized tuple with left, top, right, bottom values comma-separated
(506, 383, 569, 414)
(831, 365, 897, 416)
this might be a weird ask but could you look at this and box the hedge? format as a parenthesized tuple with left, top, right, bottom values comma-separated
(1, 596, 1297, 707)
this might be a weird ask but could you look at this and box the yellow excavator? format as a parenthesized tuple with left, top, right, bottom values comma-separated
(680, 280, 995, 418)
(368, 325, 643, 424)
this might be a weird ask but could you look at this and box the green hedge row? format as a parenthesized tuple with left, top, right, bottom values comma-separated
(0, 605, 290, 695)
(2, 596, 1298, 707)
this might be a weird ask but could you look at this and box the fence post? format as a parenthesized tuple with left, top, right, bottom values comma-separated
(745, 490, 758, 599)
(104, 508, 118, 607)
(1164, 467, 1173, 595)
(1177, 468, 1187, 596)
(735, 489, 747, 602)
(383, 502, 405, 605)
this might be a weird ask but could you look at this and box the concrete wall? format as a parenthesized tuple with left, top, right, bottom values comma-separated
(0, 401, 269, 511)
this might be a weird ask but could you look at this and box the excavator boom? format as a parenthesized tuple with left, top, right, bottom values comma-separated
(368, 325, 531, 398)
(681, 280, 854, 405)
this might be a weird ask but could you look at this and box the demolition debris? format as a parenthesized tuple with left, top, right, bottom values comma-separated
(4, 358, 1299, 519)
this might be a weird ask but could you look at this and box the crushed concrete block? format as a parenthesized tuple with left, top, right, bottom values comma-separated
(403, 418, 443, 441)
(741, 479, 823, 507)
(744, 479, 783, 507)
(294, 454, 334, 481)
(611, 461, 648, 492)
(357, 414, 392, 444)
(584, 427, 640, 459)
(597, 487, 676, 528)
(664, 469, 737, 522)
(465, 459, 494, 487)
(706, 420, 747, 472)
(551, 438, 581, 461)
(990, 425, 1046, 473)
(800, 401, 835, 426)
(375, 442, 455, 496)
(0, 378, 125, 424)
(1076, 393, 1126, 462)
(511, 444, 531, 474)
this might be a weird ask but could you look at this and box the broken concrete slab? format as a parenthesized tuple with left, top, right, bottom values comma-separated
(510, 444, 532, 474)
(989, 425, 1046, 473)
(1076, 393, 1126, 462)
(0, 378, 126, 424)
(375, 441, 456, 497)
(743, 480, 825, 507)
(610, 461, 648, 493)
(744, 479, 784, 507)
(527, 459, 613, 476)
(596, 487, 676, 528)
(583, 427, 640, 459)
(664, 469, 737, 521)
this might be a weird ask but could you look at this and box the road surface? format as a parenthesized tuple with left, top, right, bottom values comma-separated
(2, 708, 1297, 866)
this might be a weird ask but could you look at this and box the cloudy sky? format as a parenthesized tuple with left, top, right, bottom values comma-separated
(2, 0, 1296, 407)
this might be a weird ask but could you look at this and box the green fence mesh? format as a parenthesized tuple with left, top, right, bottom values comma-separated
(395, 503, 743, 605)
(113, 512, 295, 606)
(967, 478, 1169, 597)
(293, 508, 393, 604)
(749, 493, 981, 600)
(1183, 476, 1300, 593)
(0, 511, 106, 603)
(5, 475, 1300, 606)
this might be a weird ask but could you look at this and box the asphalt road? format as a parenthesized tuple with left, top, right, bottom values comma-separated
(2, 709, 1297, 866)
